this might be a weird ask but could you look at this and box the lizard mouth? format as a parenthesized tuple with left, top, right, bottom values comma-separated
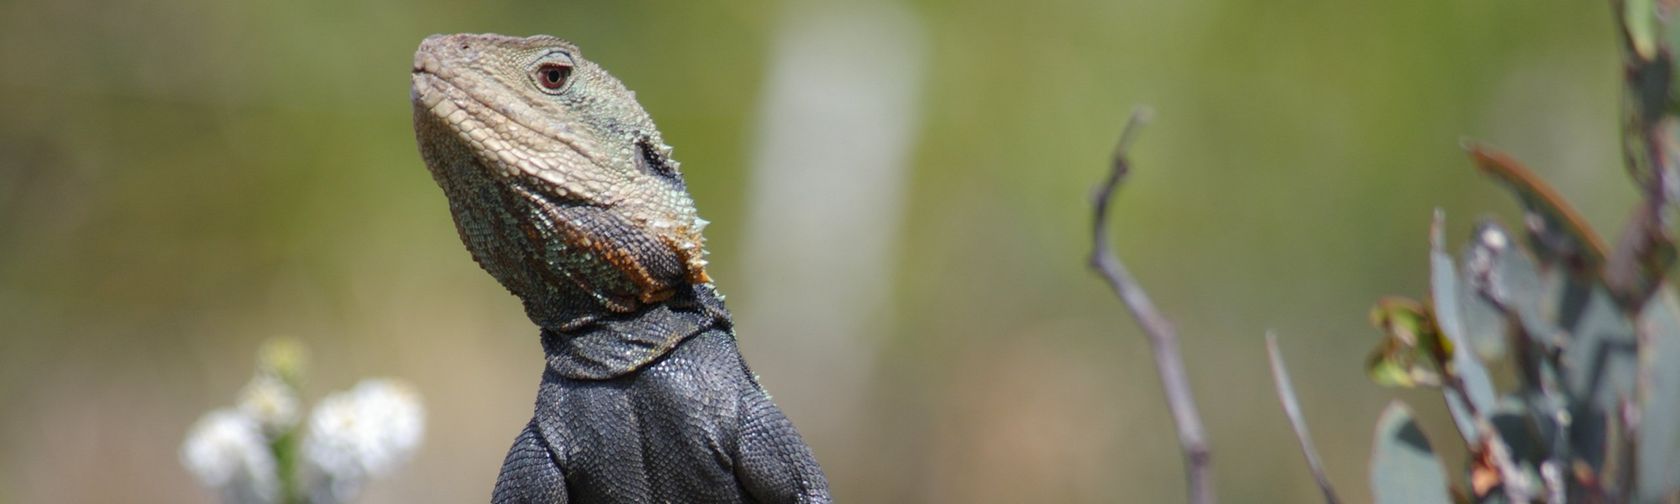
(408, 72, 428, 107)
(409, 67, 615, 187)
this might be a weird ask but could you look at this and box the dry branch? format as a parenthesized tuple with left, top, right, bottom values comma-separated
(1087, 106, 1216, 504)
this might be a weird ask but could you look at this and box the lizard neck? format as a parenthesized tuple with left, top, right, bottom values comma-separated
(539, 282, 732, 380)
(414, 106, 668, 327)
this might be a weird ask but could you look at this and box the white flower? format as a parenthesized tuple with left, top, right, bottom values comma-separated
(180, 409, 279, 504)
(303, 379, 425, 481)
(237, 373, 300, 434)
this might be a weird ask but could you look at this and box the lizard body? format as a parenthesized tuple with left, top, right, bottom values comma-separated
(410, 33, 831, 503)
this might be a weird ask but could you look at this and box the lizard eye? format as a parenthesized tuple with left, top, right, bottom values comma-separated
(533, 63, 572, 93)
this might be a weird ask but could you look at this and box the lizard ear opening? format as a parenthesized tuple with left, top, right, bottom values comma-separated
(634, 137, 681, 181)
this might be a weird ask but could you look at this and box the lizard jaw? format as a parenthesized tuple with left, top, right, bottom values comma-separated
(412, 34, 716, 311)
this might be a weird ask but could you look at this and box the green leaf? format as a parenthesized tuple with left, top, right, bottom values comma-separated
(1513, 355, 1573, 485)
(1554, 282, 1636, 471)
(1371, 401, 1454, 504)
(1432, 210, 1468, 353)
(1462, 220, 1578, 471)
(1431, 211, 1498, 435)
(1636, 287, 1680, 500)
(1458, 262, 1508, 361)
(1368, 297, 1449, 388)
(1627, 0, 1659, 61)
(1470, 398, 1549, 503)
(1488, 396, 1546, 470)
(1559, 283, 1638, 415)
(1459, 219, 1547, 361)
(1442, 388, 1480, 449)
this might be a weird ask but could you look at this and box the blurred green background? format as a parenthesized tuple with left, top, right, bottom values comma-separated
(0, 0, 1637, 502)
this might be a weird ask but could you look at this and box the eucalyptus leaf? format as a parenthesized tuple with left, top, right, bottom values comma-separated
(1488, 396, 1545, 471)
(1461, 218, 1552, 361)
(1433, 210, 1467, 345)
(1459, 223, 1507, 361)
(1626, 0, 1659, 61)
(1443, 388, 1479, 447)
(1432, 211, 1499, 422)
(1458, 260, 1508, 362)
(1635, 288, 1680, 500)
(1516, 356, 1571, 491)
(1371, 401, 1454, 504)
(1552, 282, 1635, 472)
(1559, 283, 1638, 417)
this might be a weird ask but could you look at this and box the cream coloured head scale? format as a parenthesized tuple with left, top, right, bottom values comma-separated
(411, 33, 711, 322)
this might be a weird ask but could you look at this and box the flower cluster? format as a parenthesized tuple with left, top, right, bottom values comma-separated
(302, 380, 425, 503)
(181, 339, 424, 504)
(181, 409, 280, 504)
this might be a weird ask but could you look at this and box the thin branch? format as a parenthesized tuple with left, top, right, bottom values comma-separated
(1429, 211, 1535, 503)
(1265, 333, 1342, 504)
(1087, 106, 1216, 504)
(1444, 380, 1536, 502)
(1610, 1, 1680, 498)
(1605, 0, 1680, 313)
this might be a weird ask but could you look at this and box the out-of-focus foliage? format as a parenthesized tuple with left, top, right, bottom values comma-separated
(0, 0, 1630, 502)
(1359, 2, 1680, 500)
(1370, 402, 1452, 504)
(1366, 297, 1450, 388)
(1363, 154, 1680, 502)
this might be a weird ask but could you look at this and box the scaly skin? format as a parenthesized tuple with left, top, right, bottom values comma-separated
(410, 33, 831, 503)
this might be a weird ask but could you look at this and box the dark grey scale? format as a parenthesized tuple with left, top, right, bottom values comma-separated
(412, 33, 831, 503)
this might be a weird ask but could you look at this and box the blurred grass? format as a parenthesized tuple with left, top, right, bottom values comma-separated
(0, 0, 1633, 502)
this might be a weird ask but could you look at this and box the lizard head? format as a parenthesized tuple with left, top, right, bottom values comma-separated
(411, 33, 711, 326)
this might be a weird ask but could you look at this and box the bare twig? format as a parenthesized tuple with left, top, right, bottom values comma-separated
(1087, 106, 1216, 504)
(1265, 333, 1342, 504)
